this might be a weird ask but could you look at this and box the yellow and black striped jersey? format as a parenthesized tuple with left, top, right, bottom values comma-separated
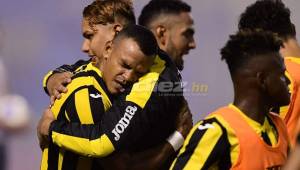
(47, 50, 184, 161)
(170, 104, 280, 170)
(41, 63, 112, 170)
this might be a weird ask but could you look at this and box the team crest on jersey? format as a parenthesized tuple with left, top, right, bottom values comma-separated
(198, 123, 214, 130)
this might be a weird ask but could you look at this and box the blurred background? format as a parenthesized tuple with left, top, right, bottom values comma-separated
(0, 0, 299, 169)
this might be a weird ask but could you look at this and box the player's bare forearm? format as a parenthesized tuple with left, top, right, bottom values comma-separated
(128, 142, 175, 170)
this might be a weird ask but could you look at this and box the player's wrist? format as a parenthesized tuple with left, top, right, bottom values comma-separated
(167, 131, 184, 151)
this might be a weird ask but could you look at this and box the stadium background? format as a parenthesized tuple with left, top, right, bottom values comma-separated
(0, 0, 299, 169)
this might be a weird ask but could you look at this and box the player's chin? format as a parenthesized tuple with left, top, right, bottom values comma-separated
(107, 85, 118, 95)
(278, 95, 291, 106)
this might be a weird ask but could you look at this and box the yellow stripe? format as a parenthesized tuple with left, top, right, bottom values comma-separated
(86, 63, 102, 77)
(214, 115, 239, 166)
(51, 76, 93, 118)
(58, 149, 65, 170)
(74, 64, 88, 73)
(126, 55, 165, 108)
(279, 71, 293, 119)
(183, 121, 223, 170)
(93, 80, 112, 111)
(75, 89, 94, 124)
(52, 132, 115, 157)
(43, 71, 54, 89)
(178, 121, 203, 155)
(40, 148, 49, 170)
(264, 119, 277, 146)
(170, 121, 203, 169)
(285, 57, 300, 65)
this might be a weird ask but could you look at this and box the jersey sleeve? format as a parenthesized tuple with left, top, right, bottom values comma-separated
(170, 118, 231, 170)
(49, 84, 110, 157)
(49, 91, 169, 157)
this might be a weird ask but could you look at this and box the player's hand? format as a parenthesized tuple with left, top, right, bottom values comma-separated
(47, 72, 73, 105)
(37, 107, 55, 149)
(175, 98, 193, 138)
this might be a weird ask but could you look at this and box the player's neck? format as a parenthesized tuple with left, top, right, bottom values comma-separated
(281, 38, 300, 58)
(233, 93, 270, 125)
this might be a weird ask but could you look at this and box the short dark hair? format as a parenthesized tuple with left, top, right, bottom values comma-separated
(239, 0, 296, 39)
(138, 0, 191, 27)
(83, 0, 136, 27)
(114, 24, 158, 56)
(221, 29, 282, 74)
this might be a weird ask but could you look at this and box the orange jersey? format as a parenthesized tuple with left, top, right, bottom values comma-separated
(171, 105, 289, 170)
(280, 57, 300, 148)
(215, 107, 288, 169)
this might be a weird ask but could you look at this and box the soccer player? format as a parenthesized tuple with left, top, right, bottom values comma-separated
(39, 24, 159, 170)
(138, 0, 196, 71)
(238, 0, 300, 148)
(171, 30, 290, 169)
(39, 0, 193, 169)
(43, 0, 135, 102)
(46, 0, 196, 100)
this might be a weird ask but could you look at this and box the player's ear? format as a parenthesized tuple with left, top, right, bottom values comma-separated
(113, 23, 122, 36)
(155, 25, 167, 47)
(256, 71, 268, 90)
(103, 40, 113, 60)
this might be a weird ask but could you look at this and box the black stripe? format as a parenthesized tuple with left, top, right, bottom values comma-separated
(47, 92, 71, 170)
(56, 85, 89, 122)
(65, 93, 80, 122)
(91, 159, 104, 170)
(88, 87, 105, 123)
(266, 115, 278, 143)
(54, 86, 89, 170)
(47, 143, 59, 170)
(172, 118, 219, 170)
(61, 151, 78, 170)
(60, 86, 96, 170)
(204, 120, 231, 170)
(261, 131, 272, 146)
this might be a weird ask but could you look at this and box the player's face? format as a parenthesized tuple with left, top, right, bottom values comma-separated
(102, 38, 154, 94)
(81, 18, 115, 64)
(264, 54, 291, 107)
(165, 12, 196, 71)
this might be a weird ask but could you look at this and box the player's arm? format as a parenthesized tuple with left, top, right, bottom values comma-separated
(47, 100, 149, 157)
(170, 118, 230, 170)
(127, 99, 193, 170)
(42, 60, 90, 100)
(47, 88, 179, 158)
(44, 71, 185, 160)
(127, 136, 179, 170)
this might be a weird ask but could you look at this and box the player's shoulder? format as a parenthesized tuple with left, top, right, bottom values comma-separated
(193, 114, 234, 134)
(197, 115, 225, 130)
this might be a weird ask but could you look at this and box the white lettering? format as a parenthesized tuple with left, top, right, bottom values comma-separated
(112, 129, 120, 141)
(112, 106, 137, 141)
